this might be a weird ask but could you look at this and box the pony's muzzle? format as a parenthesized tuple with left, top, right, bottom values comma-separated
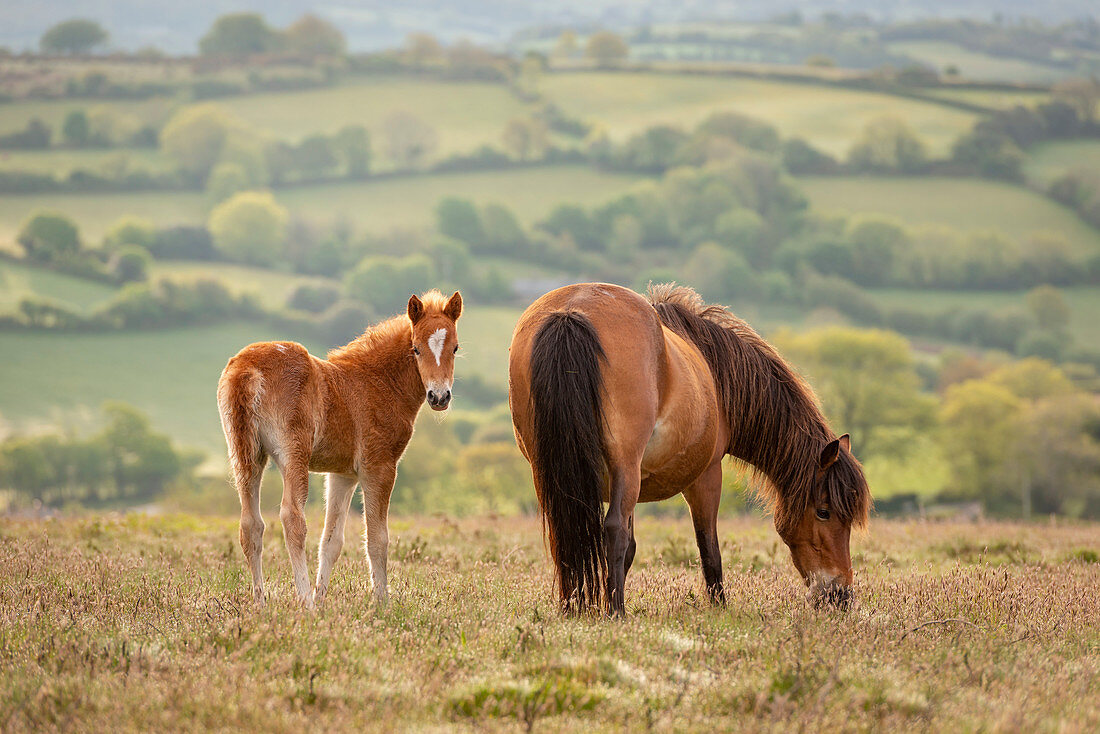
(808, 576, 852, 609)
(427, 389, 451, 410)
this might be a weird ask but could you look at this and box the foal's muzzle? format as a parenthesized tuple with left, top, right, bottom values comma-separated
(427, 389, 451, 411)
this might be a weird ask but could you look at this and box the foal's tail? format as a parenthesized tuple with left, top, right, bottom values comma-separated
(217, 362, 264, 492)
(529, 310, 608, 611)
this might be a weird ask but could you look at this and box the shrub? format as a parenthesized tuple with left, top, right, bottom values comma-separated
(287, 283, 340, 313)
(18, 211, 81, 262)
(344, 254, 436, 314)
(151, 226, 216, 260)
(208, 191, 288, 266)
(103, 216, 156, 251)
(110, 244, 151, 283)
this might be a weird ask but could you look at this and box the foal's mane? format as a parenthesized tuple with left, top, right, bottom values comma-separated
(647, 283, 870, 534)
(327, 290, 451, 363)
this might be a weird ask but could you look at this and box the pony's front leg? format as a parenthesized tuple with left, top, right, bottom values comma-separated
(313, 472, 358, 606)
(359, 464, 396, 607)
(684, 463, 726, 605)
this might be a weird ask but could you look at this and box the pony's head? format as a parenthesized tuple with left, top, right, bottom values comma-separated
(407, 290, 463, 411)
(775, 434, 870, 608)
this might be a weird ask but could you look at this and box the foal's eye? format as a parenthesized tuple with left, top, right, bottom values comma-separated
(412, 347, 420, 356)
(815, 508, 830, 521)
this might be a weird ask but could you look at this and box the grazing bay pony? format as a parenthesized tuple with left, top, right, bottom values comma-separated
(218, 290, 463, 607)
(508, 283, 870, 615)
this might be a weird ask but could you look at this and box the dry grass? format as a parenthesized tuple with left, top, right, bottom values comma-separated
(1, 513, 1098, 732)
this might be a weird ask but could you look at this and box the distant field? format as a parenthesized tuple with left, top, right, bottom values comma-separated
(867, 286, 1100, 346)
(797, 176, 1100, 254)
(149, 261, 338, 310)
(0, 147, 173, 175)
(2, 514, 1098, 731)
(0, 259, 117, 313)
(1023, 140, 1100, 187)
(0, 165, 646, 243)
(540, 72, 978, 157)
(0, 96, 176, 136)
(888, 41, 1073, 84)
(921, 87, 1050, 110)
(0, 299, 520, 453)
(213, 76, 532, 159)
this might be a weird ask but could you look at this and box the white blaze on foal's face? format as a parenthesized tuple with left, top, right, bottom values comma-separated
(428, 328, 447, 366)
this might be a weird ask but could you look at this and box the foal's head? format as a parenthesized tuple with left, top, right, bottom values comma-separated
(776, 434, 870, 608)
(407, 290, 463, 411)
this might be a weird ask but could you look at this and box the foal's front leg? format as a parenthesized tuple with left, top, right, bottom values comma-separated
(359, 464, 397, 606)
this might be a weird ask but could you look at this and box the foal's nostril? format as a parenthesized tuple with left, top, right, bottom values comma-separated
(427, 390, 436, 404)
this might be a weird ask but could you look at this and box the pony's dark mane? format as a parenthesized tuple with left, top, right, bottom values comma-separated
(647, 283, 870, 534)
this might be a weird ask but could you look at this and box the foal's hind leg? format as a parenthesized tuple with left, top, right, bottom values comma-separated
(276, 455, 313, 607)
(683, 462, 726, 605)
(235, 453, 267, 604)
(313, 472, 358, 606)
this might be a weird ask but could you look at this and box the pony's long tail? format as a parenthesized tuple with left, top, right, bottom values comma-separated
(529, 310, 608, 611)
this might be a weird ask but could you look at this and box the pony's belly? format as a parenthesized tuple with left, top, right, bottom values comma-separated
(637, 418, 713, 502)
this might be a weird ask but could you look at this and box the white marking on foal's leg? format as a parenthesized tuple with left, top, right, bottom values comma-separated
(428, 327, 447, 366)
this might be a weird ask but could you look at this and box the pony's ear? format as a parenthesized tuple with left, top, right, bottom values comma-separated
(444, 291, 463, 321)
(838, 433, 851, 454)
(819, 437, 843, 469)
(407, 294, 425, 324)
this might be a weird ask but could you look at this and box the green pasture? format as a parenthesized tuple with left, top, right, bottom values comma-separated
(921, 86, 1050, 110)
(0, 147, 173, 175)
(0, 299, 521, 454)
(0, 96, 176, 137)
(797, 176, 1100, 254)
(0, 259, 117, 313)
(539, 72, 978, 156)
(1023, 140, 1100, 186)
(149, 261, 338, 310)
(0, 165, 645, 243)
(212, 75, 532, 157)
(888, 41, 1073, 84)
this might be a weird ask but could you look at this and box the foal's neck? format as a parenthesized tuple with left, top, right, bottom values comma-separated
(330, 318, 424, 415)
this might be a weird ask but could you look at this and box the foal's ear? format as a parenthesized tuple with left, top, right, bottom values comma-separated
(820, 434, 850, 469)
(407, 294, 425, 324)
(444, 291, 463, 322)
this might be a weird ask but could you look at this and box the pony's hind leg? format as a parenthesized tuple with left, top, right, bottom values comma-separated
(235, 452, 267, 604)
(313, 472, 358, 606)
(277, 456, 314, 607)
(604, 460, 642, 616)
(683, 462, 726, 605)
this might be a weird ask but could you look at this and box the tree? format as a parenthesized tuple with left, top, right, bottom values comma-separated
(502, 117, 549, 160)
(62, 110, 90, 146)
(481, 204, 526, 254)
(283, 14, 345, 57)
(111, 245, 151, 283)
(404, 33, 443, 68)
(208, 191, 288, 266)
(1053, 78, 1100, 124)
(553, 30, 578, 59)
(847, 116, 927, 173)
(292, 135, 339, 179)
(332, 125, 370, 178)
(18, 212, 80, 262)
(682, 242, 756, 303)
(585, 31, 629, 67)
(344, 255, 435, 313)
(103, 216, 156, 251)
(205, 162, 250, 206)
(383, 112, 438, 169)
(773, 327, 935, 457)
(436, 198, 484, 245)
(160, 104, 246, 179)
(1026, 285, 1071, 332)
(40, 19, 108, 55)
(199, 13, 279, 57)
